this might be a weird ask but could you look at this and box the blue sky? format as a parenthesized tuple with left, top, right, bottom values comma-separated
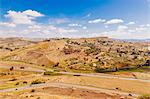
(0, 0, 150, 39)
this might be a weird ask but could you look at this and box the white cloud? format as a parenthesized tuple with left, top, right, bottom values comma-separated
(140, 24, 150, 28)
(0, 23, 78, 38)
(105, 19, 124, 25)
(135, 27, 147, 32)
(68, 23, 82, 27)
(57, 28, 78, 33)
(128, 30, 136, 33)
(27, 24, 78, 34)
(105, 25, 108, 28)
(117, 25, 128, 32)
(46, 25, 57, 30)
(99, 31, 130, 39)
(88, 18, 106, 23)
(127, 22, 135, 25)
(28, 25, 41, 29)
(146, 24, 150, 27)
(49, 18, 69, 24)
(1, 10, 150, 39)
(135, 24, 150, 32)
(22, 10, 44, 17)
(0, 22, 16, 27)
(83, 13, 91, 18)
(1, 10, 78, 38)
(82, 26, 87, 29)
(98, 24, 150, 39)
(5, 10, 44, 25)
(86, 13, 91, 17)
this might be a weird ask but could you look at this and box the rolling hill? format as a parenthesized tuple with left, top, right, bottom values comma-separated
(0, 37, 149, 72)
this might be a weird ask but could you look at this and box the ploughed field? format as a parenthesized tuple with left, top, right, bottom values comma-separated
(0, 37, 149, 99)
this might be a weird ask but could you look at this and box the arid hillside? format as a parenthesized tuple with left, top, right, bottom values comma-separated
(0, 37, 149, 72)
(0, 38, 37, 58)
(0, 37, 150, 99)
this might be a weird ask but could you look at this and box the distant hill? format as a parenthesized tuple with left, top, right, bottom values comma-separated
(0, 37, 149, 72)
(116, 39, 150, 42)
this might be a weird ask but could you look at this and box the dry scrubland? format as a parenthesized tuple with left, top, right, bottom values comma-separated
(1, 37, 149, 71)
(0, 37, 149, 99)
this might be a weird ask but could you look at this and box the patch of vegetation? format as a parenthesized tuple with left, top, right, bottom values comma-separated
(58, 60, 68, 68)
(138, 94, 150, 99)
(31, 89, 35, 92)
(0, 80, 28, 90)
(15, 82, 19, 85)
(84, 46, 101, 55)
(43, 71, 60, 76)
(81, 42, 95, 48)
(95, 67, 117, 73)
(62, 45, 81, 55)
(31, 80, 45, 85)
(115, 66, 150, 73)
(68, 69, 94, 73)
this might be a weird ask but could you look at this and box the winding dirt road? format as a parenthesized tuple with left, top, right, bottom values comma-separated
(0, 64, 150, 83)
(58, 72, 150, 83)
(0, 82, 139, 97)
(0, 61, 149, 98)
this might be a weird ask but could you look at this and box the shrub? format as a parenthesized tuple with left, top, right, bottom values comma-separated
(9, 78, 17, 81)
(23, 81, 28, 84)
(53, 62, 59, 67)
(15, 82, 19, 85)
(84, 48, 101, 55)
(31, 89, 35, 92)
(41, 64, 45, 67)
(44, 71, 60, 76)
(138, 94, 150, 99)
(37, 97, 40, 99)
(95, 67, 116, 73)
(20, 67, 25, 69)
(31, 80, 45, 85)
(95, 68, 107, 73)
(81, 42, 95, 48)
(10, 66, 14, 71)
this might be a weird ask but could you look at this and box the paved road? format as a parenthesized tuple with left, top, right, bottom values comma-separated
(0, 82, 139, 97)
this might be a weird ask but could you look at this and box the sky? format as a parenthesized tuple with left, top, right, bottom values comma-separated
(0, 0, 150, 39)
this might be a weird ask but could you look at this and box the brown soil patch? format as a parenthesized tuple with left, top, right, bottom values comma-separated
(0, 87, 130, 99)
